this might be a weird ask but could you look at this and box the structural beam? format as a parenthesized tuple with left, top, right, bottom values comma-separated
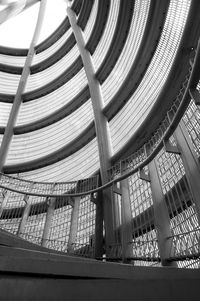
(17, 182, 34, 236)
(0, 0, 47, 171)
(174, 121, 200, 224)
(148, 159, 176, 266)
(66, 5, 112, 181)
(17, 195, 31, 236)
(68, 197, 80, 253)
(67, 4, 118, 256)
(94, 191, 104, 259)
(120, 177, 133, 263)
(41, 198, 55, 248)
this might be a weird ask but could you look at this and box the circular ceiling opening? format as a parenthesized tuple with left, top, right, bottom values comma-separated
(0, 0, 67, 48)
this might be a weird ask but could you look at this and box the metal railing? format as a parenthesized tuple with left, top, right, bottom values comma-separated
(0, 39, 199, 265)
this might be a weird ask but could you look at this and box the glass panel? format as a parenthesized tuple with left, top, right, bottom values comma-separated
(17, 69, 88, 124)
(182, 98, 200, 157)
(0, 102, 12, 127)
(6, 100, 94, 164)
(92, 0, 120, 71)
(83, 0, 98, 44)
(109, 0, 191, 153)
(15, 138, 99, 182)
(102, 0, 150, 105)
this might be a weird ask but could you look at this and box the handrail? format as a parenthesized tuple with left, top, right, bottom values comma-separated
(0, 39, 199, 199)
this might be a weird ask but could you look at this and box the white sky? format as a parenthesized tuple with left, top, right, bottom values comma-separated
(0, 0, 67, 48)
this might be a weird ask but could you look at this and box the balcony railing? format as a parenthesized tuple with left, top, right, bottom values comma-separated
(0, 39, 199, 267)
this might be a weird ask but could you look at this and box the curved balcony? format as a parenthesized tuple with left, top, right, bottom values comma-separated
(0, 0, 200, 270)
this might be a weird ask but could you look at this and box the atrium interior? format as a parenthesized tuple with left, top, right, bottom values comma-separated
(0, 0, 200, 300)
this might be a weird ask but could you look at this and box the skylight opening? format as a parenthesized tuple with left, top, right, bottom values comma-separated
(0, 0, 67, 48)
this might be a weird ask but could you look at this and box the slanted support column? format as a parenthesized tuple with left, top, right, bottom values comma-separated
(174, 121, 200, 223)
(120, 177, 133, 263)
(0, 0, 47, 171)
(67, 5, 117, 256)
(68, 197, 80, 253)
(41, 197, 55, 248)
(148, 161, 176, 266)
(17, 195, 31, 236)
(66, 5, 112, 178)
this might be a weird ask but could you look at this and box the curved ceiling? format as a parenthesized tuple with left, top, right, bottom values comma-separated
(0, 0, 200, 182)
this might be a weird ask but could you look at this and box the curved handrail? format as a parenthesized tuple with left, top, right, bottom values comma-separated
(0, 39, 199, 199)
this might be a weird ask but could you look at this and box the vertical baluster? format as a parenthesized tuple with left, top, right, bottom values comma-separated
(41, 184, 56, 248)
(94, 190, 104, 259)
(0, 189, 9, 219)
(17, 194, 31, 236)
(68, 197, 80, 253)
(148, 155, 176, 266)
(120, 162, 133, 263)
(17, 182, 35, 236)
(173, 120, 200, 225)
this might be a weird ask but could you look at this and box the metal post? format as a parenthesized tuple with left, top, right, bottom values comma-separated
(67, 5, 117, 256)
(94, 191, 104, 259)
(120, 177, 133, 263)
(41, 198, 55, 248)
(17, 195, 31, 236)
(174, 121, 200, 224)
(0, 0, 47, 171)
(148, 159, 176, 266)
(68, 197, 80, 253)
(17, 182, 34, 236)
(0, 190, 9, 218)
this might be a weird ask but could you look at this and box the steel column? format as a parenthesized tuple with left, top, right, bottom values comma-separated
(0, 0, 47, 171)
(120, 177, 133, 263)
(94, 192, 104, 259)
(67, 5, 117, 256)
(41, 198, 55, 248)
(148, 159, 176, 266)
(174, 120, 200, 224)
(68, 197, 80, 253)
(17, 196, 31, 236)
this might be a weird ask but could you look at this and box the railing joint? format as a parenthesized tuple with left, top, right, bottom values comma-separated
(163, 139, 181, 154)
(139, 168, 151, 182)
(189, 88, 200, 106)
(112, 184, 122, 195)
